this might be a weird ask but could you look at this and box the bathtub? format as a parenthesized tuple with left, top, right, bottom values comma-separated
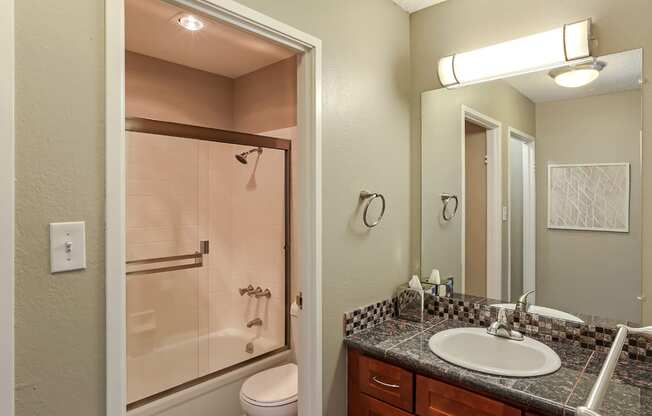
(128, 327, 285, 406)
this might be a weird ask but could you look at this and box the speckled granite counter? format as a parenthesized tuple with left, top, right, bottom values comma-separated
(344, 317, 652, 416)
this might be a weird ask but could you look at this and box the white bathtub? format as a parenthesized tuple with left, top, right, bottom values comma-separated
(128, 327, 285, 405)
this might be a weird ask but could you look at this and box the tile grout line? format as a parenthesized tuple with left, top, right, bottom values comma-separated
(562, 350, 596, 415)
(383, 317, 449, 358)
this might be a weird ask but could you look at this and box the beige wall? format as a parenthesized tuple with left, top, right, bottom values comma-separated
(126, 51, 235, 129)
(535, 90, 642, 322)
(420, 81, 535, 299)
(234, 56, 297, 134)
(15, 1, 410, 416)
(411, 0, 652, 325)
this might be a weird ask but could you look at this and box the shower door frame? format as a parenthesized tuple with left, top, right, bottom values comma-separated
(105, 1, 323, 415)
(124, 117, 293, 409)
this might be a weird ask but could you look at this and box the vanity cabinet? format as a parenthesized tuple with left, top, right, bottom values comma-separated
(348, 349, 525, 416)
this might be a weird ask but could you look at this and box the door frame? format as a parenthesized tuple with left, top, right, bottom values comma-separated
(105, 1, 323, 415)
(1, 0, 15, 415)
(460, 106, 502, 299)
(507, 127, 536, 303)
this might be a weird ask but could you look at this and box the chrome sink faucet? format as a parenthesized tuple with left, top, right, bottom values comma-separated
(487, 308, 524, 341)
(515, 290, 536, 313)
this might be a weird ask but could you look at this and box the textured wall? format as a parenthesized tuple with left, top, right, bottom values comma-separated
(410, 0, 652, 324)
(535, 91, 642, 322)
(15, 1, 410, 416)
(15, 0, 105, 415)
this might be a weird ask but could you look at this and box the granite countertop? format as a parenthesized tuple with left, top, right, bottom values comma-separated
(344, 317, 651, 416)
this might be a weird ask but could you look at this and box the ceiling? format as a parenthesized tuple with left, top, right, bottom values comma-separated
(126, 0, 296, 78)
(392, 0, 448, 13)
(505, 49, 642, 103)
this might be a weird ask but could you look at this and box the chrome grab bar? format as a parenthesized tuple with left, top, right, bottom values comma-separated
(126, 240, 209, 276)
(576, 324, 652, 416)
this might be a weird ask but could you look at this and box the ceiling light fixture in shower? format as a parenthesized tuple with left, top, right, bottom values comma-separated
(177, 14, 204, 31)
(235, 147, 263, 164)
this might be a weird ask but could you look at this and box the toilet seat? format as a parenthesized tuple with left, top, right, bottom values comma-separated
(240, 363, 298, 407)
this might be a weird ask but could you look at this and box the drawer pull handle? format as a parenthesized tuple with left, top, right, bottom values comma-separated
(372, 376, 400, 389)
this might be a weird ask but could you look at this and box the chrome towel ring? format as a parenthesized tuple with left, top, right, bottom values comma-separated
(441, 193, 459, 221)
(360, 190, 386, 228)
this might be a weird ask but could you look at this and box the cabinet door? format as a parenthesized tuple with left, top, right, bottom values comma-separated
(361, 394, 414, 416)
(416, 375, 521, 416)
(359, 355, 414, 412)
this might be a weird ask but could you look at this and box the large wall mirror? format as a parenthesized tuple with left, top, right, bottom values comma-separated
(421, 48, 643, 324)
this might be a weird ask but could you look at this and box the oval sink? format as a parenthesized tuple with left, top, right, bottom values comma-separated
(428, 328, 561, 377)
(491, 303, 584, 324)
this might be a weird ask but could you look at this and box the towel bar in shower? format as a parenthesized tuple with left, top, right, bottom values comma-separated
(126, 240, 209, 276)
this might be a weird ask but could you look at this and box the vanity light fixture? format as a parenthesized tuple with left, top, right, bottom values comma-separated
(549, 60, 605, 88)
(177, 14, 204, 31)
(438, 18, 593, 88)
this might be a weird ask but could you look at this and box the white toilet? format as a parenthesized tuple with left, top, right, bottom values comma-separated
(239, 303, 300, 416)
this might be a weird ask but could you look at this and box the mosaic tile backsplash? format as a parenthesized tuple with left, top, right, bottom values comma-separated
(343, 293, 652, 362)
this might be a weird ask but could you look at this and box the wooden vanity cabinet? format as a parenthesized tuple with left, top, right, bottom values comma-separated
(348, 349, 525, 416)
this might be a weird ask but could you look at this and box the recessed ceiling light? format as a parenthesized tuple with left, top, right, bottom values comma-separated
(549, 61, 606, 88)
(177, 14, 204, 31)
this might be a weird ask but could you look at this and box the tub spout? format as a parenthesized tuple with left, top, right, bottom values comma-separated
(246, 318, 262, 328)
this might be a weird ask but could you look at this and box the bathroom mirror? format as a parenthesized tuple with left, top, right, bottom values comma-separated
(420, 48, 643, 324)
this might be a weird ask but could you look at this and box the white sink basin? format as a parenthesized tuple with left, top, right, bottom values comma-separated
(428, 328, 561, 377)
(491, 303, 584, 324)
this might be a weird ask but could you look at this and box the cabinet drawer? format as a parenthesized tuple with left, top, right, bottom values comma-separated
(360, 394, 414, 416)
(359, 355, 414, 412)
(416, 375, 521, 416)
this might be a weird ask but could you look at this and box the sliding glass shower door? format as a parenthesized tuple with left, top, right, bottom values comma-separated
(125, 120, 290, 405)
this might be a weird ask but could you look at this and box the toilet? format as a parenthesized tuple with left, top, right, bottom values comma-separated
(239, 303, 300, 416)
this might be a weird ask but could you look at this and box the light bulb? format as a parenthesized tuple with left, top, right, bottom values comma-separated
(177, 14, 204, 31)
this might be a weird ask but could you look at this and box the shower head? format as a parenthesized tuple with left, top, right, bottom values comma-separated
(235, 147, 263, 164)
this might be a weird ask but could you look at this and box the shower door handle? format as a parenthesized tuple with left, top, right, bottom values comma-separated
(126, 240, 209, 276)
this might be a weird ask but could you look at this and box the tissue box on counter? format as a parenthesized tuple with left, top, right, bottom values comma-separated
(395, 278, 454, 322)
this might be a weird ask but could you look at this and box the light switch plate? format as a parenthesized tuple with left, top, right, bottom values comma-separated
(50, 221, 86, 273)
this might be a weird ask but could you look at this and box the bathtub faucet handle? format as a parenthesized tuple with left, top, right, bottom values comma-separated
(255, 288, 272, 299)
(239, 285, 255, 296)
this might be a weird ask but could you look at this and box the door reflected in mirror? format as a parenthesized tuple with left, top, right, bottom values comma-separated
(420, 49, 642, 323)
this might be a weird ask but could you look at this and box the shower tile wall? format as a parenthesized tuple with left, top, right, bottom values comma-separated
(126, 133, 286, 403)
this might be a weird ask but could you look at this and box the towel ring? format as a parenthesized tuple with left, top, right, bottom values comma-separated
(441, 193, 459, 221)
(360, 190, 386, 228)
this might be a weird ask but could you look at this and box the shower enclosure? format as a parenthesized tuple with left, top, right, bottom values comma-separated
(124, 118, 291, 406)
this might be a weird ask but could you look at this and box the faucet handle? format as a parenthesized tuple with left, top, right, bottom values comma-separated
(497, 307, 508, 324)
(239, 285, 255, 296)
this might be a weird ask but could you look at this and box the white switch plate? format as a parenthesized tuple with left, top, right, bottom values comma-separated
(502, 206, 508, 221)
(50, 221, 86, 273)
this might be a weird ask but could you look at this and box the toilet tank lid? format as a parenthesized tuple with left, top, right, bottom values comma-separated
(241, 363, 298, 405)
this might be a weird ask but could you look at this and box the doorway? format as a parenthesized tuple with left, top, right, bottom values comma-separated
(508, 127, 536, 303)
(105, 1, 323, 415)
(465, 121, 487, 297)
(460, 106, 502, 300)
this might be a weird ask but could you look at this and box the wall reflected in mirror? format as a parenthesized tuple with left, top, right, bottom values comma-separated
(421, 49, 642, 323)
